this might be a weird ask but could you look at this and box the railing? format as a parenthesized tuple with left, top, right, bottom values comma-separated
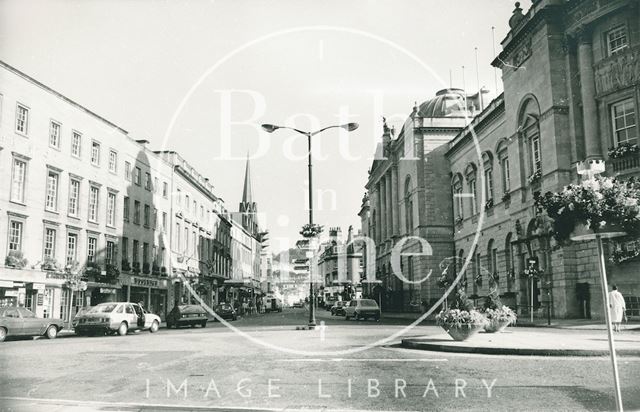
(611, 155, 640, 173)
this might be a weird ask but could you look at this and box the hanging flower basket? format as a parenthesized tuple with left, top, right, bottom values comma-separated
(300, 223, 324, 238)
(535, 176, 640, 244)
(527, 170, 542, 185)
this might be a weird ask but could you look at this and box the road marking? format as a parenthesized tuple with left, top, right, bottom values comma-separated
(281, 358, 448, 362)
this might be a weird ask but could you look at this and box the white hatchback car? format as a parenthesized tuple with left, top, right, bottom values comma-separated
(75, 302, 161, 336)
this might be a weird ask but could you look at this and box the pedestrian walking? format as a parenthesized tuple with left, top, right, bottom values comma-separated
(609, 285, 626, 332)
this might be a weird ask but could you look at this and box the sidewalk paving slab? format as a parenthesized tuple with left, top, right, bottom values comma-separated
(401, 328, 640, 357)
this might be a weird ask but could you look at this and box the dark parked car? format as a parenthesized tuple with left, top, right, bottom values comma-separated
(330, 301, 347, 316)
(0, 307, 64, 342)
(166, 305, 208, 328)
(214, 303, 237, 321)
(292, 300, 304, 308)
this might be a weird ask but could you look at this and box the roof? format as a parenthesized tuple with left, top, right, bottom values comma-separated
(417, 88, 468, 119)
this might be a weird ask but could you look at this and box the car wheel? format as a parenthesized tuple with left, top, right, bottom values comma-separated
(345, 315, 350, 320)
(117, 322, 128, 336)
(0, 327, 7, 342)
(201, 321, 207, 328)
(149, 320, 159, 333)
(45, 325, 58, 339)
(375, 315, 380, 322)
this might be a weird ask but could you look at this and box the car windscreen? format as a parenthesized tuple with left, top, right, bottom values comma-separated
(179, 305, 206, 314)
(359, 300, 378, 307)
(88, 304, 118, 313)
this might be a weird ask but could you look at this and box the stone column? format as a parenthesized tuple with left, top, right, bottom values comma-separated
(386, 170, 393, 240)
(577, 28, 601, 160)
(380, 178, 387, 241)
(391, 164, 399, 237)
(375, 183, 382, 244)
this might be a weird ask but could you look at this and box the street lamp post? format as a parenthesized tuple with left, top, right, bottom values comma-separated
(261, 122, 358, 328)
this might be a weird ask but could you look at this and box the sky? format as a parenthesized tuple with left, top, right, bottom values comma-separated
(0, 0, 517, 252)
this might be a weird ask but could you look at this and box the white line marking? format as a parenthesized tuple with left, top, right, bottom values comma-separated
(281, 358, 448, 362)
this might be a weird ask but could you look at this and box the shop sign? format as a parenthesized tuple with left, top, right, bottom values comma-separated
(0, 280, 14, 288)
(132, 277, 159, 288)
(4, 290, 18, 297)
(100, 288, 117, 294)
(32, 283, 45, 291)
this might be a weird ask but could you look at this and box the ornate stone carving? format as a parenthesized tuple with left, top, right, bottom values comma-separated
(595, 47, 640, 96)
(512, 38, 532, 69)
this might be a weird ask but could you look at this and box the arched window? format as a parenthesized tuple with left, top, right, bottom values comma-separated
(452, 173, 464, 220)
(482, 152, 494, 206)
(496, 139, 510, 197)
(405, 176, 413, 233)
(464, 164, 478, 215)
(518, 97, 542, 177)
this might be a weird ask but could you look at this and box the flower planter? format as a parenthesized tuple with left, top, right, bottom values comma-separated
(484, 318, 511, 333)
(440, 323, 485, 341)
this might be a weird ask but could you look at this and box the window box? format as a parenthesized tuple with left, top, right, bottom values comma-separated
(142, 262, 151, 275)
(121, 259, 132, 272)
(455, 216, 464, 226)
(131, 262, 140, 274)
(484, 198, 494, 210)
(501, 192, 511, 203)
(608, 142, 640, 159)
(160, 266, 168, 277)
(151, 263, 160, 276)
(5, 251, 27, 269)
(41, 257, 61, 272)
(84, 262, 102, 277)
(527, 170, 542, 185)
(105, 263, 120, 280)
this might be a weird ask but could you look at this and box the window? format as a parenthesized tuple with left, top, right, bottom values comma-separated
(66, 233, 78, 266)
(44, 228, 56, 258)
(134, 200, 141, 224)
(466, 168, 478, 216)
(154, 177, 158, 193)
(123, 196, 130, 222)
(404, 177, 413, 233)
(607, 25, 628, 55)
(192, 231, 197, 259)
(184, 227, 189, 253)
(175, 223, 181, 248)
(193, 200, 196, 214)
(162, 212, 167, 231)
(125, 161, 131, 181)
(611, 99, 637, 146)
(106, 241, 116, 266)
(185, 194, 190, 210)
(143, 243, 149, 265)
(122, 237, 129, 262)
(484, 168, 494, 202)
(107, 192, 116, 227)
(8, 220, 23, 251)
(15, 103, 29, 135)
(87, 237, 97, 262)
(71, 132, 82, 157)
(144, 204, 150, 227)
(45, 170, 59, 211)
(91, 141, 100, 165)
(88, 186, 99, 222)
(10, 157, 27, 203)
(49, 121, 61, 148)
(452, 174, 464, 219)
(132, 240, 139, 263)
(108, 150, 117, 173)
(68, 178, 80, 217)
(530, 134, 541, 173)
(153, 208, 158, 229)
(500, 153, 510, 194)
(134, 167, 141, 186)
(145, 172, 152, 191)
(163, 182, 168, 198)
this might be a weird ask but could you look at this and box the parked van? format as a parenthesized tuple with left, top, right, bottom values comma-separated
(263, 296, 283, 313)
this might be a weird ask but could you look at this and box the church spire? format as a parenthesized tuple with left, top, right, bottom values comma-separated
(242, 152, 253, 204)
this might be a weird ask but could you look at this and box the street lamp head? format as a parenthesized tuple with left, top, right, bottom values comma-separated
(343, 122, 359, 132)
(261, 124, 280, 133)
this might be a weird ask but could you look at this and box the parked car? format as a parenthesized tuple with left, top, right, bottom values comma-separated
(292, 300, 304, 308)
(167, 304, 208, 328)
(330, 301, 348, 316)
(213, 303, 237, 321)
(0, 307, 64, 342)
(344, 299, 381, 321)
(263, 296, 283, 313)
(75, 302, 160, 336)
(324, 298, 337, 311)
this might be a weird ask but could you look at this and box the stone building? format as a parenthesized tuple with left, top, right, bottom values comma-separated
(0, 59, 241, 321)
(360, 0, 640, 319)
(317, 226, 363, 302)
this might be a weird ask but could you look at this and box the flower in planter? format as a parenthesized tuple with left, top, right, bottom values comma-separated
(121, 259, 132, 272)
(40, 256, 61, 272)
(300, 223, 324, 238)
(608, 142, 640, 159)
(132, 262, 141, 274)
(483, 305, 517, 324)
(501, 192, 511, 203)
(160, 266, 167, 276)
(455, 216, 464, 226)
(485, 198, 494, 210)
(609, 247, 640, 264)
(527, 170, 542, 185)
(151, 263, 160, 276)
(5, 250, 28, 269)
(535, 176, 640, 244)
(105, 264, 120, 280)
(142, 262, 151, 275)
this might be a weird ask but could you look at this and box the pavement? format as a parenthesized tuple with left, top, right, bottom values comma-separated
(3, 308, 640, 411)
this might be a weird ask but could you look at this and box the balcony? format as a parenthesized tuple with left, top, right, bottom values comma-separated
(611, 154, 640, 174)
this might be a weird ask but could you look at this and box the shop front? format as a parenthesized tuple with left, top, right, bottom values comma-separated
(0, 268, 65, 319)
(120, 274, 169, 320)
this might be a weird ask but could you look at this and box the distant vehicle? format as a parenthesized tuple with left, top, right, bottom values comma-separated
(263, 296, 283, 313)
(167, 304, 208, 328)
(324, 297, 337, 311)
(330, 301, 348, 316)
(344, 299, 381, 321)
(0, 307, 64, 342)
(292, 300, 304, 308)
(75, 302, 160, 336)
(213, 303, 237, 321)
